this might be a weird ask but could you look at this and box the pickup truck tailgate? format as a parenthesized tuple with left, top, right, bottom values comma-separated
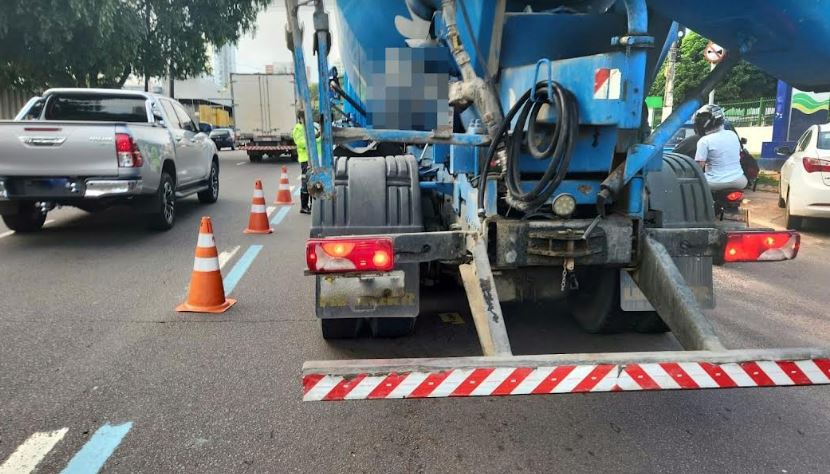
(0, 122, 120, 176)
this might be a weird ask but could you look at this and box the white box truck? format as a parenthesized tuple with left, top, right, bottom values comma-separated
(231, 73, 298, 162)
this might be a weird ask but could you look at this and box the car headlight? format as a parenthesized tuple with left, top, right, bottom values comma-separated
(552, 193, 576, 217)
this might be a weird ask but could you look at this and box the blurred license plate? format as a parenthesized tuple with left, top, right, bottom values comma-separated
(22, 178, 71, 196)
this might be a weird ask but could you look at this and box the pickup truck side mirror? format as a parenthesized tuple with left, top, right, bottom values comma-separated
(775, 145, 794, 156)
(198, 123, 213, 134)
(153, 115, 166, 127)
(740, 137, 748, 145)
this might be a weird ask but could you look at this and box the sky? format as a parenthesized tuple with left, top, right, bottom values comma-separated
(236, 1, 341, 81)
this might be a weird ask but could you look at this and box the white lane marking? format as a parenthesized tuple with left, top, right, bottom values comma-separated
(218, 245, 240, 270)
(266, 206, 276, 218)
(236, 161, 246, 166)
(0, 428, 68, 474)
(0, 220, 55, 239)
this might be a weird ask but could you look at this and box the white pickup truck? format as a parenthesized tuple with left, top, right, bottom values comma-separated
(0, 88, 220, 231)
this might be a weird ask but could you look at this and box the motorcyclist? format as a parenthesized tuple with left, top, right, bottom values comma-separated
(691, 104, 747, 191)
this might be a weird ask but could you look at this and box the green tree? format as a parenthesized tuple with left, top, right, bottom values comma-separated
(138, 0, 270, 93)
(0, 0, 269, 92)
(650, 30, 778, 103)
(0, 0, 143, 90)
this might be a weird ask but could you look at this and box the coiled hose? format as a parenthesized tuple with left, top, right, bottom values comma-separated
(477, 81, 579, 213)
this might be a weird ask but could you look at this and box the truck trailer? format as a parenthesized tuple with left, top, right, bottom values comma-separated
(288, 0, 830, 401)
(231, 72, 298, 162)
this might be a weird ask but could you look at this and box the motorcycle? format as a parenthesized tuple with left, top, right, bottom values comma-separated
(712, 188, 745, 221)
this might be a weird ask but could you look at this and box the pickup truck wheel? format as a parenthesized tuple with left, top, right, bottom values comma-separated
(1, 202, 46, 233)
(197, 161, 219, 204)
(321, 318, 364, 339)
(147, 172, 176, 231)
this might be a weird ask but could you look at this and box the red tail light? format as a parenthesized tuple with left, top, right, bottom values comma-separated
(115, 133, 144, 168)
(802, 157, 830, 173)
(306, 238, 395, 273)
(723, 231, 800, 263)
(725, 191, 743, 202)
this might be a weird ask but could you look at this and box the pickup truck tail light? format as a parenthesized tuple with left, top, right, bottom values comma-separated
(115, 133, 144, 168)
(802, 157, 830, 173)
(306, 238, 395, 273)
(723, 230, 800, 262)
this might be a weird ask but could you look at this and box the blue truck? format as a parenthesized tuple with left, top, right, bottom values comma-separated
(289, 0, 830, 401)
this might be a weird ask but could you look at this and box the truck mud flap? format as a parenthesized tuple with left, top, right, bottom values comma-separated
(303, 349, 830, 401)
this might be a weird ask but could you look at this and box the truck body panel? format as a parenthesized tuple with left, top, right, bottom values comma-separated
(231, 73, 298, 157)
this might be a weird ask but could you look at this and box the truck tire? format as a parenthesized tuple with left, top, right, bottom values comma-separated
(321, 318, 363, 339)
(248, 152, 262, 163)
(570, 153, 713, 334)
(197, 160, 220, 204)
(147, 171, 176, 231)
(313, 155, 423, 339)
(1, 202, 46, 233)
(369, 317, 417, 338)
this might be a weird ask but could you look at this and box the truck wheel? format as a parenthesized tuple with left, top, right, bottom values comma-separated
(568, 269, 669, 334)
(568, 269, 629, 333)
(248, 152, 262, 163)
(197, 160, 219, 204)
(321, 318, 363, 339)
(147, 172, 176, 231)
(1, 202, 46, 233)
(369, 317, 416, 337)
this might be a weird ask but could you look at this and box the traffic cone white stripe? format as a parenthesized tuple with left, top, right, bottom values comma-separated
(253, 189, 265, 198)
(251, 204, 267, 213)
(193, 257, 220, 272)
(197, 233, 215, 248)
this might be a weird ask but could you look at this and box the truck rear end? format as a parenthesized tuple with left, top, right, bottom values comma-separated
(286, 0, 830, 401)
(231, 72, 299, 161)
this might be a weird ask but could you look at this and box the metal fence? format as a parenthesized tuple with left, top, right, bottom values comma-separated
(721, 97, 776, 127)
(0, 89, 31, 119)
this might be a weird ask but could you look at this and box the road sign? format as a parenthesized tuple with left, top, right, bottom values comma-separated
(705, 42, 726, 64)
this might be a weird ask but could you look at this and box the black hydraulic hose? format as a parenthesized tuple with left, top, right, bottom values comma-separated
(477, 81, 579, 213)
(329, 80, 367, 117)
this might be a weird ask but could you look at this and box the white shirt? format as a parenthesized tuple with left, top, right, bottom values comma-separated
(694, 128, 744, 183)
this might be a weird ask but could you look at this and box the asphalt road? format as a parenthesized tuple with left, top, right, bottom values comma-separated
(1, 152, 829, 473)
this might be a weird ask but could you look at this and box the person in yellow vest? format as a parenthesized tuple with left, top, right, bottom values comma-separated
(292, 111, 321, 214)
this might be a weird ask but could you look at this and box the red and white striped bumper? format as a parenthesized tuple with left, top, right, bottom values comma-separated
(303, 349, 830, 401)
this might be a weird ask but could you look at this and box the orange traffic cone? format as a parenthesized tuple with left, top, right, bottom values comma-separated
(176, 217, 236, 313)
(244, 180, 273, 234)
(274, 165, 294, 205)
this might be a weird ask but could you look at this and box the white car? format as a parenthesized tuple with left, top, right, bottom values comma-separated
(778, 123, 830, 229)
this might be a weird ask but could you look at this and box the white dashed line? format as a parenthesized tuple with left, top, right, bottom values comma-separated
(218, 245, 241, 270)
(0, 428, 68, 474)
